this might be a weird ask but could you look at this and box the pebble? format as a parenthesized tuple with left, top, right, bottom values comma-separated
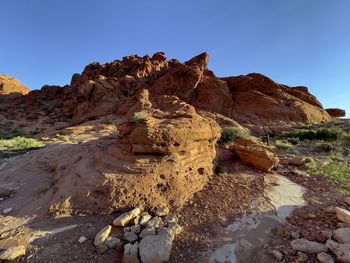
(2, 208, 13, 214)
(290, 231, 300, 239)
(113, 208, 141, 227)
(336, 207, 350, 224)
(78, 236, 87, 243)
(296, 251, 309, 262)
(271, 250, 283, 261)
(317, 252, 335, 263)
(323, 206, 336, 213)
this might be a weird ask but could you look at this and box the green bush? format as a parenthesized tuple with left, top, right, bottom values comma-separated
(307, 162, 350, 193)
(218, 127, 250, 145)
(313, 142, 334, 153)
(280, 128, 343, 141)
(0, 137, 45, 158)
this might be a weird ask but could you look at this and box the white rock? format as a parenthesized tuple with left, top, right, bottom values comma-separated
(336, 207, 350, 224)
(105, 236, 121, 248)
(0, 245, 26, 260)
(2, 208, 13, 214)
(317, 252, 335, 263)
(139, 212, 152, 225)
(124, 242, 139, 256)
(147, 216, 164, 229)
(291, 239, 328, 254)
(124, 231, 138, 242)
(94, 225, 112, 246)
(113, 208, 141, 227)
(139, 226, 156, 238)
(155, 206, 169, 217)
(157, 223, 183, 239)
(334, 228, 350, 244)
(326, 239, 350, 263)
(164, 215, 178, 224)
(130, 225, 141, 234)
(271, 250, 283, 261)
(78, 236, 87, 243)
(139, 233, 173, 263)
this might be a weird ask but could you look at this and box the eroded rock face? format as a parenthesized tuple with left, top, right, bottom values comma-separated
(223, 73, 330, 123)
(326, 108, 346, 118)
(48, 90, 220, 214)
(235, 137, 279, 172)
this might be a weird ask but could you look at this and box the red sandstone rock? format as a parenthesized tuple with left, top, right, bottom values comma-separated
(326, 108, 346, 118)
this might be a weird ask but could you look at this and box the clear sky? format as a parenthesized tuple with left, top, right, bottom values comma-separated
(1, 0, 349, 116)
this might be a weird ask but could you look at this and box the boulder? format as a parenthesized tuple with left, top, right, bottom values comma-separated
(94, 225, 112, 246)
(223, 73, 330, 123)
(49, 90, 220, 215)
(139, 233, 173, 263)
(336, 207, 350, 224)
(113, 208, 141, 226)
(235, 137, 279, 171)
(326, 108, 346, 118)
(291, 239, 328, 254)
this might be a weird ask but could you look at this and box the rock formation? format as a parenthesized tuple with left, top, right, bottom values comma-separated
(48, 89, 220, 214)
(0, 74, 29, 95)
(235, 137, 279, 171)
(326, 108, 346, 118)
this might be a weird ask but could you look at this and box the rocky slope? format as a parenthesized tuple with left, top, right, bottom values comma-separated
(0, 74, 29, 95)
(0, 52, 339, 129)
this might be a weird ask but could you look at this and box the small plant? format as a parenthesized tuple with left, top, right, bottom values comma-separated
(280, 128, 343, 141)
(307, 162, 350, 193)
(0, 137, 45, 158)
(218, 127, 250, 145)
(56, 134, 78, 144)
(133, 111, 148, 122)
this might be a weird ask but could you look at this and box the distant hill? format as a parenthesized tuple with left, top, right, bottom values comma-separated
(0, 74, 29, 95)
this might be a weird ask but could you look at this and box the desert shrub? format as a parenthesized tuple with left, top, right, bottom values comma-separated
(280, 128, 343, 141)
(286, 137, 299, 145)
(274, 139, 297, 153)
(133, 111, 148, 122)
(307, 162, 350, 193)
(0, 137, 45, 158)
(218, 127, 250, 145)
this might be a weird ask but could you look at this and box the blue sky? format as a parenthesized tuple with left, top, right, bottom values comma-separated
(1, 0, 349, 116)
